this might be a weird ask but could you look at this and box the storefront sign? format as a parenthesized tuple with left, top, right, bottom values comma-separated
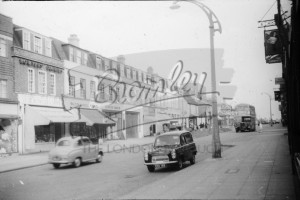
(264, 29, 282, 64)
(19, 58, 43, 68)
(19, 58, 63, 74)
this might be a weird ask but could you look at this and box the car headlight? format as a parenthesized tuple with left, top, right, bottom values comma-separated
(144, 152, 149, 161)
(171, 149, 176, 159)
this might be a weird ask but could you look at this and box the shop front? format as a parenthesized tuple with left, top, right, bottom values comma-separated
(0, 101, 19, 156)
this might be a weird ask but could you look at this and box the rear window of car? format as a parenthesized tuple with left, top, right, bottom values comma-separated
(154, 135, 180, 146)
(57, 140, 71, 146)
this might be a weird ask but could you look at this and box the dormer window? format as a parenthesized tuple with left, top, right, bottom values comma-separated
(45, 39, 52, 57)
(70, 47, 74, 62)
(76, 50, 81, 64)
(34, 36, 42, 54)
(83, 52, 88, 65)
(23, 31, 30, 51)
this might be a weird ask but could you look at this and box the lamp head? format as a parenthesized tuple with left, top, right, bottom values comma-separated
(170, 2, 181, 10)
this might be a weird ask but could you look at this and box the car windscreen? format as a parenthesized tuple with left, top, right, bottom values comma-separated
(57, 140, 71, 146)
(154, 135, 180, 147)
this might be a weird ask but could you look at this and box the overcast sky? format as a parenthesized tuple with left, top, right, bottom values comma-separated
(0, 0, 292, 119)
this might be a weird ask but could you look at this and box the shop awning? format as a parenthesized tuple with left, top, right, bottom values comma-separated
(0, 114, 19, 119)
(79, 109, 116, 125)
(28, 106, 79, 125)
(183, 95, 212, 106)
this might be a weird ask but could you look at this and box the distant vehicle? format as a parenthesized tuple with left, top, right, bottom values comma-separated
(48, 136, 103, 169)
(234, 104, 256, 132)
(162, 121, 183, 133)
(144, 131, 197, 172)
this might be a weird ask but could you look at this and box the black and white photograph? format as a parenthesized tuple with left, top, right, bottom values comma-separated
(0, 0, 299, 199)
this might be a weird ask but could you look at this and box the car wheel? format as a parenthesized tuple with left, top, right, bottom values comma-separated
(96, 154, 102, 163)
(73, 158, 81, 168)
(176, 158, 183, 170)
(147, 165, 155, 172)
(53, 163, 60, 169)
(190, 154, 195, 165)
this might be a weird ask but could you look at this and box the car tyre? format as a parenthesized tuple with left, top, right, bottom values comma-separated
(73, 158, 81, 168)
(176, 158, 183, 170)
(190, 154, 195, 165)
(53, 163, 60, 169)
(96, 154, 102, 163)
(147, 165, 155, 172)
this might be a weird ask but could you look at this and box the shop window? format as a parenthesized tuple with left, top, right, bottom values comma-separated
(0, 79, 7, 98)
(0, 38, 7, 57)
(35, 125, 54, 143)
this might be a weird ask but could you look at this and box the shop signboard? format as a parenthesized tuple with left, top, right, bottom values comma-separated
(264, 29, 282, 64)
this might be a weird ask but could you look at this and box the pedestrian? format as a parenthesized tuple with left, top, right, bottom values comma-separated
(259, 122, 263, 133)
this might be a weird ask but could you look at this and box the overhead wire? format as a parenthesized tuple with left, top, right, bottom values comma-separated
(259, 0, 277, 22)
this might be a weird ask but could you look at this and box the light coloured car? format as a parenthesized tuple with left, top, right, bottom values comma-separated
(48, 136, 103, 169)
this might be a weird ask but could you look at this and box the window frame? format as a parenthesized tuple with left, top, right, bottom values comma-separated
(69, 76, 75, 97)
(0, 79, 7, 98)
(28, 68, 35, 93)
(90, 81, 96, 100)
(0, 38, 7, 57)
(33, 35, 42, 54)
(45, 39, 52, 57)
(49, 73, 56, 96)
(76, 50, 82, 64)
(80, 78, 86, 99)
(38, 70, 47, 94)
(23, 31, 31, 51)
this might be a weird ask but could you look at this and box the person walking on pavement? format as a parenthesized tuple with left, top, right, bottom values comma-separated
(259, 121, 263, 133)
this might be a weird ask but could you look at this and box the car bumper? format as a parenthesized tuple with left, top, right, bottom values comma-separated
(144, 161, 178, 165)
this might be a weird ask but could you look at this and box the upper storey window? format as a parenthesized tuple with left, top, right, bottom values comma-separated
(70, 47, 75, 62)
(45, 39, 52, 57)
(76, 50, 81, 64)
(23, 31, 30, 51)
(0, 38, 6, 57)
(34, 36, 42, 54)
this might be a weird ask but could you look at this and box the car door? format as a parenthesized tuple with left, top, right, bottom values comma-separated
(184, 132, 196, 160)
(88, 138, 98, 159)
(179, 134, 189, 162)
(82, 138, 93, 160)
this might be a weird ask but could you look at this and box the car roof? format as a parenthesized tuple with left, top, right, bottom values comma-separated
(158, 130, 190, 136)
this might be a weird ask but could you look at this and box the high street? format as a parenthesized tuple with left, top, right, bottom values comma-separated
(0, 125, 295, 200)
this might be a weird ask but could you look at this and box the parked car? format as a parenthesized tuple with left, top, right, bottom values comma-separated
(144, 131, 197, 172)
(48, 136, 103, 169)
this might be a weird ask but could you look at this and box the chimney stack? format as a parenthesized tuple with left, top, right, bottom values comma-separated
(117, 55, 125, 64)
(68, 34, 80, 47)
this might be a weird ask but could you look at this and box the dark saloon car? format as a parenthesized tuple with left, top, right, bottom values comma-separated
(144, 131, 197, 172)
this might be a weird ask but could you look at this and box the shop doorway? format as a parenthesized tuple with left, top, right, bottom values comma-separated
(126, 112, 139, 138)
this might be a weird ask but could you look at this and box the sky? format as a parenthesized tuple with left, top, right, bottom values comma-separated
(0, 0, 292, 120)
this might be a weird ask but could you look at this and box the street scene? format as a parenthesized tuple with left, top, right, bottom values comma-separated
(1, 0, 300, 199)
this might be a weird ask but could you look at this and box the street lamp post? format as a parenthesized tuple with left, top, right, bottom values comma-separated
(262, 92, 273, 125)
(170, 0, 222, 158)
